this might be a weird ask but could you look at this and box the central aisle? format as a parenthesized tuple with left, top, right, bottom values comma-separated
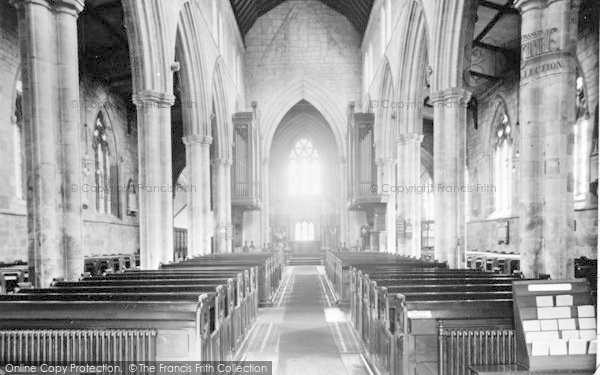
(238, 266, 372, 375)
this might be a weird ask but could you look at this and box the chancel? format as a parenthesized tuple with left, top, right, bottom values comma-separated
(0, 0, 598, 374)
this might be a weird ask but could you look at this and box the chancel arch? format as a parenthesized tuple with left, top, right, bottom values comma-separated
(261, 78, 347, 160)
(269, 101, 341, 253)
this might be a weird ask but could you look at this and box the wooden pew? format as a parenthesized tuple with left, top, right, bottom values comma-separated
(0, 264, 262, 363)
(161, 254, 282, 305)
(324, 250, 525, 375)
(0, 296, 208, 362)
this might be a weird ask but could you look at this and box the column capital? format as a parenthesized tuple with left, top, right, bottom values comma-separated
(429, 87, 471, 106)
(53, 0, 85, 15)
(262, 157, 270, 165)
(132, 90, 175, 107)
(397, 133, 424, 145)
(182, 134, 212, 146)
(10, 0, 51, 10)
(338, 156, 347, 164)
(515, 0, 559, 12)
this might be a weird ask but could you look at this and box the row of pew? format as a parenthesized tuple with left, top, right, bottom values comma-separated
(0, 261, 28, 294)
(84, 253, 139, 276)
(0, 250, 284, 364)
(324, 251, 535, 375)
(0, 254, 139, 294)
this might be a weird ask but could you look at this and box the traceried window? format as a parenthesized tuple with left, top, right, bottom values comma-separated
(94, 114, 111, 214)
(385, 0, 392, 45)
(380, 6, 386, 56)
(212, 0, 218, 37)
(294, 221, 315, 241)
(380, 0, 392, 54)
(13, 79, 25, 201)
(493, 107, 513, 215)
(288, 139, 321, 196)
(92, 113, 120, 217)
(421, 172, 434, 222)
(574, 73, 591, 205)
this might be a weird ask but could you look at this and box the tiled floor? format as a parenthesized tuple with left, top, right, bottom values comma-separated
(238, 266, 372, 375)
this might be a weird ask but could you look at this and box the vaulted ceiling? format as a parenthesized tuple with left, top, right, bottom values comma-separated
(230, 0, 375, 37)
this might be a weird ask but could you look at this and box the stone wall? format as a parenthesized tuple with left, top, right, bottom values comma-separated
(466, 21, 599, 260)
(244, 0, 362, 114)
(0, 2, 26, 262)
(79, 80, 140, 257)
(0, 1, 141, 261)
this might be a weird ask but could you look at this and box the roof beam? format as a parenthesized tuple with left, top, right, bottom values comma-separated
(474, 11, 504, 43)
(479, 0, 519, 15)
(472, 40, 513, 55)
(469, 70, 501, 81)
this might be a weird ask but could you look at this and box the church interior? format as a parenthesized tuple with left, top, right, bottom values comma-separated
(0, 0, 599, 373)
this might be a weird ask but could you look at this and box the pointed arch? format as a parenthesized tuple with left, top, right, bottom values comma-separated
(262, 78, 346, 159)
(431, 0, 472, 91)
(176, 0, 211, 136)
(377, 59, 395, 159)
(211, 57, 232, 160)
(123, 0, 177, 94)
(395, 0, 430, 135)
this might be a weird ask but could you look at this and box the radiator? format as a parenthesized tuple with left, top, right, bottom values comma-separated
(439, 328, 516, 375)
(0, 329, 157, 364)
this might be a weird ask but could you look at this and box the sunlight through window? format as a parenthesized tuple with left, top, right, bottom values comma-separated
(288, 138, 321, 196)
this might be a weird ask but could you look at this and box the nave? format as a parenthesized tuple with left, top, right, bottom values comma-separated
(0, 0, 599, 374)
(0, 249, 596, 374)
(238, 265, 372, 375)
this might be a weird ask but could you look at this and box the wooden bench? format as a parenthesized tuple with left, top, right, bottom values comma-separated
(324, 250, 528, 375)
(160, 250, 285, 305)
(0, 253, 275, 364)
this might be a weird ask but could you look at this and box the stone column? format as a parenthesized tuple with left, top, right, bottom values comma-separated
(516, 0, 575, 278)
(13, 0, 59, 287)
(213, 158, 232, 253)
(133, 90, 175, 269)
(55, 0, 85, 281)
(183, 135, 212, 257)
(261, 157, 270, 246)
(397, 133, 423, 258)
(13, 0, 85, 286)
(338, 156, 349, 247)
(430, 88, 471, 268)
(381, 159, 397, 254)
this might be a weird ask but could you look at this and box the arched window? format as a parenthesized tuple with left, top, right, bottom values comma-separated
(288, 138, 320, 196)
(93, 113, 118, 216)
(294, 221, 315, 241)
(385, 0, 392, 45)
(212, 0, 218, 37)
(380, 0, 392, 54)
(574, 73, 591, 205)
(380, 6, 386, 56)
(421, 172, 434, 222)
(493, 106, 513, 214)
(13, 79, 25, 201)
